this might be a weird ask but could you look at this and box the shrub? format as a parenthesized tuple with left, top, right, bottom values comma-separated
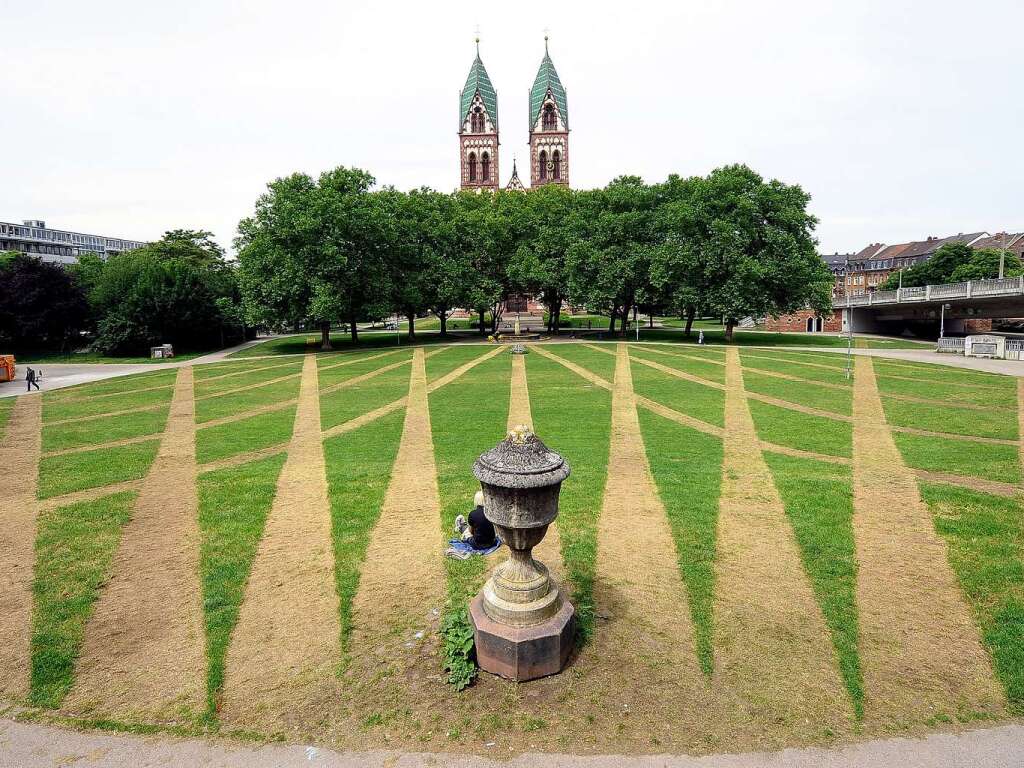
(440, 605, 477, 690)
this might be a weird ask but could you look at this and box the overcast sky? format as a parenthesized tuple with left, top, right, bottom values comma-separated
(3, 0, 1022, 255)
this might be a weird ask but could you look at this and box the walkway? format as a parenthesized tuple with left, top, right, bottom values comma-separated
(0, 718, 1021, 767)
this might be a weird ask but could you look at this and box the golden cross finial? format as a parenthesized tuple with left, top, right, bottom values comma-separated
(474, 24, 481, 52)
(543, 27, 550, 53)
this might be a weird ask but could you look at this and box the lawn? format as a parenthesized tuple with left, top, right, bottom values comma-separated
(9, 341, 1024, 753)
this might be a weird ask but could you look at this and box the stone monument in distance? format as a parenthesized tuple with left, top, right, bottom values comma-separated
(470, 426, 575, 681)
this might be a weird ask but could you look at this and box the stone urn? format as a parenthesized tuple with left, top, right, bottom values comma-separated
(469, 425, 575, 681)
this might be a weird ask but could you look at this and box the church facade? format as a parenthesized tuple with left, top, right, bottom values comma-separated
(458, 37, 570, 192)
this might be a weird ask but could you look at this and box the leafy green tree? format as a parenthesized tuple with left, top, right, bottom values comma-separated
(950, 249, 1023, 281)
(685, 165, 829, 341)
(0, 254, 89, 350)
(649, 175, 707, 335)
(143, 229, 226, 266)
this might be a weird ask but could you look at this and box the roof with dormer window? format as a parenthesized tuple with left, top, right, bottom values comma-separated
(529, 38, 568, 130)
(460, 41, 498, 129)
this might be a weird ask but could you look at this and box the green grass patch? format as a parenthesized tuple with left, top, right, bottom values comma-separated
(29, 491, 135, 708)
(545, 344, 617, 382)
(637, 410, 722, 676)
(193, 363, 302, 398)
(873, 360, 1011, 388)
(324, 409, 406, 650)
(16, 349, 205, 364)
(229, 334, 446, 358)
(318, 361, 412, 431)
(192, 358, 298, 381)
(43, 386, 174, 422)
(893, 433, 1020, 484)
(194, 379, 301, 423)
(0, 397, 15, 438)
(37, 440, 160, 500)
(738, 352, 852, 386)
(764, 453, 864, 718)
(881, 398, 1017, 441)
(195, 406, 297, 464)
(528, 352, 612, 640)
(874, 373, 1016, 409)
(629, 348, 726, 384)
(429, 352, 511, 608)
(748, 400, 851, 458)
(197, 453, 287, 717)
(629, 354, 725, 428)
(920, 483, 1024, 713)
(742, 371, 852, 415)
(425, 345, 488, 383)
(47, 369, 178, 398)
(42, 408, 170, 453)
(317, 349, 412, 391)
(636, 329, 926, 348)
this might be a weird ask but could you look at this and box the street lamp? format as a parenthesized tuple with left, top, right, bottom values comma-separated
(940, 303, 952, 339)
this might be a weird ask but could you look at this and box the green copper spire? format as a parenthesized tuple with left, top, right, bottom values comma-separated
(460, 40, 498, 130)
(529, 37, 568, 131)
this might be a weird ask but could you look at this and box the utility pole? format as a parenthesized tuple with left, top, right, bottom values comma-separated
(845, 253, 852, 380)
(940, 303, 951, 339)
(999, 231, 1007, 279)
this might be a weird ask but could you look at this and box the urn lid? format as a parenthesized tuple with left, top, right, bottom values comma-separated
(473, 426, 571, 489)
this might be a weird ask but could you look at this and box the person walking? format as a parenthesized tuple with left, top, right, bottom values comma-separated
(26, 367, 40, 391)
(698, 330, 705, 345)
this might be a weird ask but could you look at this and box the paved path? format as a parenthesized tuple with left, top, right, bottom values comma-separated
(1, 718, 1022, 767)
(0, 338, 280, 398)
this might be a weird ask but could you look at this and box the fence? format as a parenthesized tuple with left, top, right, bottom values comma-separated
(844, 275, 1024, 308)
(1006, 339, 1024, 361)
(936, 337, 965, 354)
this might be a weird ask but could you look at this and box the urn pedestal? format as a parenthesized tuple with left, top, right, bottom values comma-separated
(470, 426, 575, 681)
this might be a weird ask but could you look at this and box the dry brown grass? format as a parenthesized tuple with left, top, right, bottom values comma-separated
(712, 347, 852, 736)
(851, 355, 1004, 725)
(0, 394, 42, 697)
(65, 367, 206, 722)
(220, 355, 341, 734)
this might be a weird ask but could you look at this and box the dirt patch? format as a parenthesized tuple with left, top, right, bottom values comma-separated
(911, 470, 1020, 498)
(713, 347, 852, 734)
(851, 355, 1005, 724)
(509, 354, 562, 577)
(221, 355, 341, 734)
(574, 343, 716, 737)
(760, 443, 851, 466)
(342, 347, 447, 719)
(65, 367, 206, 721)
(36, 480, 146, 513)
(0, 394, 42, 698)
(196, 445, 289, 475)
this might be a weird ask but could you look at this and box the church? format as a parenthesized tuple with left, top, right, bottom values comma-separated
(458, 37, 570, 192)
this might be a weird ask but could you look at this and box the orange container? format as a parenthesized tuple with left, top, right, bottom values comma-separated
(0, 355, 14, 383)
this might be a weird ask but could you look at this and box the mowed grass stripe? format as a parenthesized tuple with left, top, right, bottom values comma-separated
(195, 405, 297, 465)
(194, 364, 303, 398)
(738, 353, 852, 386)
(742, 370, 853, 415)
(882, 397, 1017, 441)
(426, 344, 491, 383)
(748, 400, 852, 458)
(325, 409, 406, 650)
(197, 453, 287, 718)
(628, 347, 728, 384)
(892, 432, 1020, 484)
(319, 361, 412, 431)
(48, 369, 178, 398)
(194, 376, 301, 423)
(527, 350, 612, 639)
(630, 350, 726, 428)
(921, 483, 1024, 713)
(317, 349, 412, 390)
(851, 355, 1004, 724)
(545, 343, 617, 382)
(430, 350, 511, 606)
(29, 491, 135, 708)
(42, 407, 169, 453)
(637, 408, 722, 676)
(764, 453, 864, 718)
(37, 440, 160, 500)
(43, 386, 174, 422)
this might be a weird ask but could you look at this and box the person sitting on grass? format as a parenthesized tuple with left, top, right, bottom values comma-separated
(454, 490, 496, 550)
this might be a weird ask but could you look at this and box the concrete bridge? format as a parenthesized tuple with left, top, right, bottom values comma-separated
(841, 276, 1024, 334)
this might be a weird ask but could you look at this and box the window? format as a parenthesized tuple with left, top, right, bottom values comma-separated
(542, 104, 556, 130)
(468, 152, 477, 181)
(482, 152, 490, 182)
(471, 107, 485, 133)
(552, 150, 561, 180)
(539, 150, 547, 180)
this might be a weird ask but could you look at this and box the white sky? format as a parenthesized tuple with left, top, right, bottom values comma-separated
(3, 0, 1022, 255)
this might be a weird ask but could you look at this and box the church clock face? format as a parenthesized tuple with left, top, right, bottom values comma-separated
(546, 161, 554, 171)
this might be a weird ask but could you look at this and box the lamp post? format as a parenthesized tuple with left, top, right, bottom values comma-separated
(940, 302, 952, 339)
(845, 253, 852, 380)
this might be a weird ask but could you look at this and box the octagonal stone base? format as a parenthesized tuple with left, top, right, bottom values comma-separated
(469, 590, 575, 681)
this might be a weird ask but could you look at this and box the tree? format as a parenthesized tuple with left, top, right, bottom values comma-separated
(143, 229, 226, 266)
(881, 244, 1021, 289)
(649, 175, 706, 335)
(950, 249, 1023, 282)
(686, 165, 830, 341)
(0, 254, 89, 349)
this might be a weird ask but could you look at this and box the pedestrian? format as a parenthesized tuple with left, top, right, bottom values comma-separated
(698, 330, 705, 345)
(26, 367, 40, 391)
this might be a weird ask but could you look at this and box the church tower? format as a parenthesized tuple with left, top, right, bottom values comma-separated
(458, 39, 499, 191)
(528, 36, 569, 187)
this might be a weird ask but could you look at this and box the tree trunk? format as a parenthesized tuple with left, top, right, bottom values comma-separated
(479, 309, 487, 336)
(407, 312, 416, 340)
(648, 313, 654, 329)
(440, 312, 448, 337)
(684, 305, 696, 337)
(320, 321, 332, 351)
(608, 308, 617, 335)
(349, 313, 358, 344)
(621, 302, 633, 337)
(724, 319, 735, 342)
(549, 297, 562, 334)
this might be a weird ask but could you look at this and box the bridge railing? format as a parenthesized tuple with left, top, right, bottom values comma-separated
(841, 275, 1024, 309)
